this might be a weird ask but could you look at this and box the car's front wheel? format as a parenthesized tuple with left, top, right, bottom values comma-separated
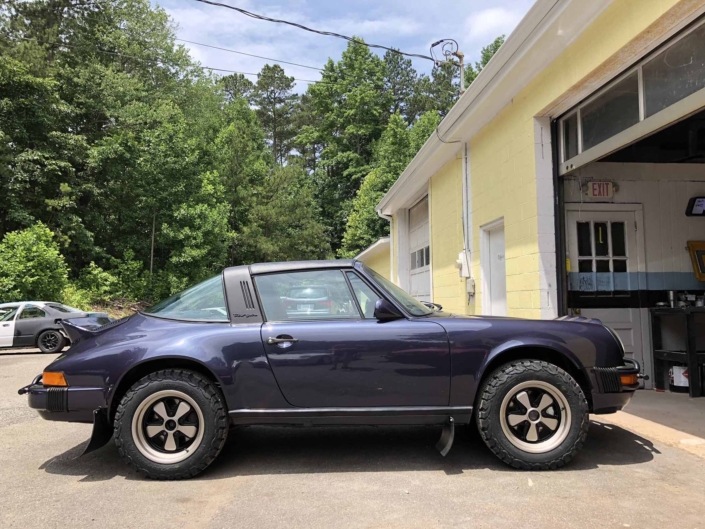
(114, 369, 228, 480)
(37, 330, 66, 354)
(476, 360, 589, 470)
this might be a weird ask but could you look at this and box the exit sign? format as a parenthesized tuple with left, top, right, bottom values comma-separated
(585, 181, 615, 198)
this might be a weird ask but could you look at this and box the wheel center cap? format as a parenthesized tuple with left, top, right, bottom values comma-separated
(528, 409, 540, 421)
(165, 419, 177, 431)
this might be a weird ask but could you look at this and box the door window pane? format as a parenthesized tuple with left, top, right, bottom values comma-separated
(255, 270, 359, 321)
(425, 246, 430, 266)
(19, 305, 46, 319)
(644, 24, 705, 117)
(596, 260, 610, 272)
(346, 273, 380, 318)
(577, 222, 592, 256)
(578, 260, 593, 272)
(410, 252, 417, 270)
(611, 222, 626, 256)
(581, 72, 640, 151)
(0, 308, 19, 322)
(563, 112, 579, 160)
(613, 260, 627, 272)
(594, 223, 609, 256)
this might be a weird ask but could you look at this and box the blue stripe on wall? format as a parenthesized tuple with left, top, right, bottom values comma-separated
(568, 272, 705, 291)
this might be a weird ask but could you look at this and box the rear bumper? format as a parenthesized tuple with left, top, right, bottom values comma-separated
(589, 359, 641, 414)
(19, 374, 106, 423)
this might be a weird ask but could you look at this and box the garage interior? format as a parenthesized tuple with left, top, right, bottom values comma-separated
(559, 19, 705, 397)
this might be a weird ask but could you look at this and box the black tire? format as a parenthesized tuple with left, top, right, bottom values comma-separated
(37, 330, 67, 354)
(476, 360, 589, 470)
(114, 369, 228, 480)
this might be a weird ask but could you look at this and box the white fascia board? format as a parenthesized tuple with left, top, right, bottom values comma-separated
(355, 237, 390, 261)
(377, 0, 613, 216)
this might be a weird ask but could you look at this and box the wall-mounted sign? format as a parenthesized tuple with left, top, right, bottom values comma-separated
(584, 181, 616, 199)
(687, 241, 705, 281)
(685, 196, 705, 216)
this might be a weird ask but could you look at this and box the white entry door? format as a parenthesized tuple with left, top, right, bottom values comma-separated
(566, 206, 648, 382)
(482, 220, 507, 316)
(409, 197, 431, 301)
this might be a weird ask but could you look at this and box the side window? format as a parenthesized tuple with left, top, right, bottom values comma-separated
(0, 307, 19, 322)
(346, 272, 381, 318)
(254, 270, 360, 321)
(19, 305, 46, 319)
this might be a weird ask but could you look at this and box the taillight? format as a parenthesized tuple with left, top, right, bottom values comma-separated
(317, 300, 332, 309)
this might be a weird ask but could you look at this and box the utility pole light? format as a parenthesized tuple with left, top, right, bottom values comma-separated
(430, 39, 466, 95)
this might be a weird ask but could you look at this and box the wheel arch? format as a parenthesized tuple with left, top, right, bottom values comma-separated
(474, 345, 593, 410)
(108, 357, 222, 424)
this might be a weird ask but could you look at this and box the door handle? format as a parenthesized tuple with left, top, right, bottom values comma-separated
(267, 336, 299, 345)
(2, 324, 8, 327)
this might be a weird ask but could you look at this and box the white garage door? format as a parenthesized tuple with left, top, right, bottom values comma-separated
(409, 197, 431, 301)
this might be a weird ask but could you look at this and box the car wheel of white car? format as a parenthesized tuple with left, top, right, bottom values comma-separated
(476, 360, 589, 470)
(37, 330, 66, 354)
(114, 369, 228, 480)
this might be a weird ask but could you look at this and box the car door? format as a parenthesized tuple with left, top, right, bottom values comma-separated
(254, 268, 450, 408)
(14, 304, 49, 347)
(0, 305, 21, 347)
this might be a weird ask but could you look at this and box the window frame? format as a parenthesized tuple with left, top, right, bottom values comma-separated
(252, 268, 364, 323)
(559, 17, 705, 166)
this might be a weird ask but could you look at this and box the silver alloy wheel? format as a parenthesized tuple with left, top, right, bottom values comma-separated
(499, 380, 571, 454)
(132, 390, 205, 464)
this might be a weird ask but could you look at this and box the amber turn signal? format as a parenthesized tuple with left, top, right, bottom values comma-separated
(619, 374, 638, 386)
(43, 371, 68, 387)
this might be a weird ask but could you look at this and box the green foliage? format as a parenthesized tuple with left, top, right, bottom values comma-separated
(0, 223, 68, 302)
(465, 36, 506, 87)
(339, 113, 441, 258)
(0, 0, 504, 307)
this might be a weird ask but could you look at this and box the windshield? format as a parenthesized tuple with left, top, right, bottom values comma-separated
(144, 274, 228, 322)
(365, 267, 434, 317)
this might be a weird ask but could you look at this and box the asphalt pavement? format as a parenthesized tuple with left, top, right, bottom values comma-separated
(2, 353, 704, 529)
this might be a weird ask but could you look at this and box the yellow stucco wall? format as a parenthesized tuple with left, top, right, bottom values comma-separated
(467, 0, 684, 319)
(429, 157, 466, 313)
(360, 247, 390, 280)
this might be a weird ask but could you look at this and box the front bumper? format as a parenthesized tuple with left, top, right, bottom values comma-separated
(18, 374, 106, 423)
(590, 359, 641, 415)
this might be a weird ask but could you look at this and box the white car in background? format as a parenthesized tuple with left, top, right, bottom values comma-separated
(0, 302, 111, 353)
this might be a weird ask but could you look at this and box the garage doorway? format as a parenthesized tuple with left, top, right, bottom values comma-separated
(409, 196, 431, 301)
(481, 218, 507, 316)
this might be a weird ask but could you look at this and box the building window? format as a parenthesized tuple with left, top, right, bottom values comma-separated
(560, 19, 705, 162)
(410, 246, 430, 270)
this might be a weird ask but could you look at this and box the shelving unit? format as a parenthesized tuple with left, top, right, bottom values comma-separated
(650, 307, 705, 398)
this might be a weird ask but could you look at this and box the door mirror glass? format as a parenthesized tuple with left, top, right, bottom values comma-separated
(373, 298, 405, 321)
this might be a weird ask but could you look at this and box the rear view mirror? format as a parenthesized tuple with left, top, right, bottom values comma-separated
(373, 298, 404, 321)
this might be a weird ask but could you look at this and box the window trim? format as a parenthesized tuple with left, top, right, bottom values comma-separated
(558, 16, 705, 172)
(18, 304, 47, 320)
(252, 268, 364, 324)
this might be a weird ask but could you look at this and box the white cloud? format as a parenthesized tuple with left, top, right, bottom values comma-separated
(464, 7, 523, 41)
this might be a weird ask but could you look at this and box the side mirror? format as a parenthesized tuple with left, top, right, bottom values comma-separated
(374, 298, 405, 321)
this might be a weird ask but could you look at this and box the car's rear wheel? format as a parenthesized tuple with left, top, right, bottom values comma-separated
(114, 369, 228, 480)
(476, 360, 589, 470)
(37, 330, 66, 354)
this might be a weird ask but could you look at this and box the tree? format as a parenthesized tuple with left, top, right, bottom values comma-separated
(339, 112, 441, 257)
(0, 223, 68, 301)
(297, 39, 392, 251)
(465, 36, 505, 87)
(252, 64, 299, 165)
(220, 73, 254, 103)
(410, 61, 460, 118)
(383, 50, 418, 124)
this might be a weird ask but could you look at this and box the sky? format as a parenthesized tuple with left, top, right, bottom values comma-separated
(157, 0, 536, 92)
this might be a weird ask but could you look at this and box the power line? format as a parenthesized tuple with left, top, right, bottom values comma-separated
(176, 38, 324, 71)
(202, 65, 321, 83)
(193, 0, 436, 62)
